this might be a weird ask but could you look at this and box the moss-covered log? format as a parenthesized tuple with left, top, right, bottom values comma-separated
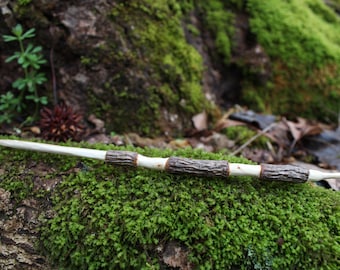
(0, 138, 339, 269)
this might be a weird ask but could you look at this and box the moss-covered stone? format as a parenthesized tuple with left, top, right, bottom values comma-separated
(0, 137, 339, 269)
(245, 0, 340, 122)
(4, 0, 340, 134)
(82, 0, 237, 136)
(196, 1, 235, 64)
(83, 0, 213, 136)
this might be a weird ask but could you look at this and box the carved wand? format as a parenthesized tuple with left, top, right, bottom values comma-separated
(0, 139, 339, 183)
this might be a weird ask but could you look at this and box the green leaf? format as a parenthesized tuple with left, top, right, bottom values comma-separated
(32, 46, 42, 53)
(0, 103, 9, 110)
(40, 96, 48, 105)
(0, 113, 13, 124)
(18, 55, 25, 65)
(30, 62, 40, 70)
(2, 35, 18, 42)
(21, 27, 35, 39)
(27, 53, 38, 62)
(1, 91, 14, 100)
(25, 53, 46, 69)
(26, 81, 35, 92)
(22, 61, 30, 69)
(36, 56, 47, 65)
(5, 54, 19, 63)
(12, 78, 27, 90)
(35, 73, 47, 84)
(25, 43, 34, 54)
(12, 24, 23, 37)
(26, 95, 40, 103)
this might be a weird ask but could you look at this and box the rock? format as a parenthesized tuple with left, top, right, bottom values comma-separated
(0, 188, 12, 212)
(0, 189, 52, 269)
(162, 241, 193, 270)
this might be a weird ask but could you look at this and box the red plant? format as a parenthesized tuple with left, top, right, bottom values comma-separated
(39, 103, 84, 142)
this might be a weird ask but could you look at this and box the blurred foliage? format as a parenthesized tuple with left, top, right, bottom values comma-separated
(196, 1, 235, 64)
(244, 0, 340, 122)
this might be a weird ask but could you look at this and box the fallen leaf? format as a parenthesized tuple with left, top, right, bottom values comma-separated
(302, 129, 340, 171)
(192, 111, 208, 131)
(87, 114, 105, 132)
(200, 132, 235, 152)
(168, 138, 191, 149)
(30, 126, 41, 135)
(214, 118, 246, 131)
(241, 148, 275, 163)
(283, 117, 322, 152)
(229, 110, 276, 129)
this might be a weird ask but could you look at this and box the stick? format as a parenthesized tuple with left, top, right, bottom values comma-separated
(231, 123, 276, 156)
(0, 139, 339, 183)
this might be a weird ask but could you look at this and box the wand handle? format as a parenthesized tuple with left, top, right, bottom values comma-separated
(105, 151, 309, 183)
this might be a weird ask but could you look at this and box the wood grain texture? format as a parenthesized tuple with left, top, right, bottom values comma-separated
(260, 164, 309, 183)
(105, 150, 138, 167)
(166, 157, 229, 178)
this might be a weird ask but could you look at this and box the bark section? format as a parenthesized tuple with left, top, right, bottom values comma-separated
(260, 164, 309, 183)
(166, 157, 229, 178)
(105, 151, 138, 167)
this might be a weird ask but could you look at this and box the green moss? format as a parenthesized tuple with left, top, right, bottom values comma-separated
(0, 138, 78, 202)
(82, 0, 261, 135)
(197, 1, 235, 64)
(80, 56, 99, 67)
(35, 145, 338, 269)
(85, 0, 211, 136)
(186, 23, 200, 36)
(248, 0, 340, 65)
(17, 0, 32, 6)
(326, 0, 340, 11)
(245, 0, 340, 122)
(224, 125, 270, 148)
(1, 138, 337, 269)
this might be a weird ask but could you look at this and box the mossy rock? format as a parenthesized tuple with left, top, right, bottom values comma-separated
(244, 0, 340, 122)
(0, 138, 339, 269)
(85, 1, 212, 136)
(5, 0, 215, 137)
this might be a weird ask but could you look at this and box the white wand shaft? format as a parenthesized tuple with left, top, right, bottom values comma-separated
(0, 139, 339, 183)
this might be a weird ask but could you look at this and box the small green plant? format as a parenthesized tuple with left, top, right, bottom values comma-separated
(224, 125, 270, 147)
(1, 24, 48, 124)
(17, 0, 32, 6)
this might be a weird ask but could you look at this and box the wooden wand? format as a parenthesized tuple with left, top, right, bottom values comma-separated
(0, 139, 339, 183)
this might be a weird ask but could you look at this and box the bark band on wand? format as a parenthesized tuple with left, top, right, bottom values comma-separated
(0, 139, 339, 183)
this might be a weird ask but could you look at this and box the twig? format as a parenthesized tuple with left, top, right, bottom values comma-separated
(231, 123, 277, 156)
(50, 47, 58, 106)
